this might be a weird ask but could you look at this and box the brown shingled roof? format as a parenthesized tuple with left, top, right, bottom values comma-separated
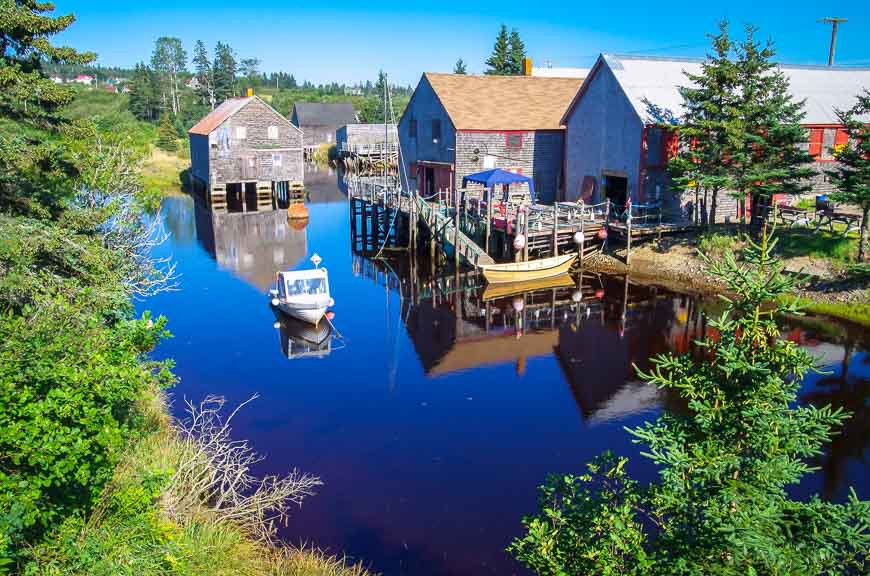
(188, 97, 253, 135)
(424, 73, 583, 131)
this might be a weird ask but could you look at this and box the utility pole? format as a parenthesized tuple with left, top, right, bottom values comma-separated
(818, 17, 848, 66)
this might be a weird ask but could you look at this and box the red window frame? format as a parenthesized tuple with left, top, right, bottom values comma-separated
(505, 132, 523, 150)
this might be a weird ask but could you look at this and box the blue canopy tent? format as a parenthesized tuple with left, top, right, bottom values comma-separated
(461, 168, 536, 203)
(461, 168, 536, 257)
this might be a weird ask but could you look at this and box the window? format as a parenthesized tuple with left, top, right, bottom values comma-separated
(821, 128, 837, 160)
(267, 125, 279, 139)
(236, 126, 247, 139)
(432, 119, 441, 143)
(273, 154, 282, 167)
(506, 133, 523, 150)
(409, 119, 417, 139)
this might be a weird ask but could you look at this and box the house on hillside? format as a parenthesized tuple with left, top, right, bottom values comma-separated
(290, 102, 358, 151)
(188, 95, 304, 213)
(73, 74, 94, 86)
(561, 53, 870, 221)
(398, 73, 583, 204)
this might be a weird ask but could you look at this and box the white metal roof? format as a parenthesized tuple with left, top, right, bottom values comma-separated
(531, 66, 589, 78)
(602, 53, 870, 125)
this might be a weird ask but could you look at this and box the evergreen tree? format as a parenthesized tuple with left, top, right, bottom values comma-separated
(668, 21, 740, 227)
(453, 58, 467, 75)
(485, 25, 510, 75)
(507, 28, 526, 75)
(127, 63, 160, 122)
(730, 25, 814, 228)
(192, 40, 215, 108)
(0, 0, 95, 214)
(213, 42, 237, 103)
(288, 74, 297, 89)
(829, 90, 870, 262)
(510, 225, 870, 575)
(156, 112, 178, 152)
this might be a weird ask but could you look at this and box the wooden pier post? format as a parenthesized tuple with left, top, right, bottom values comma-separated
(552, 203, 558, 257)
(453, 185, 460, 269)
(485, 187, 493, 257)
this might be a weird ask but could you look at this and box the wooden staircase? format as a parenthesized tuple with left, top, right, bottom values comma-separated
(414, 196, 495, 267)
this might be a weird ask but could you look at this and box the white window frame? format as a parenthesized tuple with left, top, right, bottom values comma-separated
(267, 125, 279, 139)
(272, 154, 282, 167)
(236, 126, 247, 140)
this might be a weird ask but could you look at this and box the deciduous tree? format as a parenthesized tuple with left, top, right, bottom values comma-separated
(150, 37, 187, 116)
(453, 58, 467, 75)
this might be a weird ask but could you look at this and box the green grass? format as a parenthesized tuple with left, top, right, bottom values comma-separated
(774, 228, 858, 262)
(784, 296, 870, 328)
(697, 232, 742, 259)
(24, 400, 374, 576)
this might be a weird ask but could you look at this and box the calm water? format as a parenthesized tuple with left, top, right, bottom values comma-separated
(146, 168, 869, 576)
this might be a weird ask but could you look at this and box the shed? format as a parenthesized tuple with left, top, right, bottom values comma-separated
(561, 53, 870, 221)
(399, 73, 583, 204)
(290, 102, 358, 149)
(188, 96, 304, 213)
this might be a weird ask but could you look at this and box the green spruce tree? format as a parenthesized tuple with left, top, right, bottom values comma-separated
(668, 21, 740, 227)
(829, 90, 870, 262)
(453, 58, 467, 74)
(507, 28, 527, 75)
(0, 0, 95, 215)
(510, 224, 870, 574)
(485, 25, 510, 75)
(731, 25, 814, 228)
(192, 40, 215, 108)
(213, 41, 237, 103)
(127, 63, 160, 122)
(156, 112, 178, 152)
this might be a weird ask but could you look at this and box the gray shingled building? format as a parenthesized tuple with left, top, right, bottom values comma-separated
(188, 96, 303, 212)
(290, 102, 358, 150)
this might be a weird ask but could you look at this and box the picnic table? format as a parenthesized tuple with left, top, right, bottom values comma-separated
(814, 210, 861, 236)
(765, 205, 813, 227)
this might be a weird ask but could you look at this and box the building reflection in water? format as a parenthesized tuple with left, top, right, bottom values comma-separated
(194, 200, 308, 292)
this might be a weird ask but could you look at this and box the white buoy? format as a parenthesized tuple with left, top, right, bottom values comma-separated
(573, 231, 584, 245)
(513, 234, 526, 251)
(273, 321, 281, 329)
(271, 298, 280, 307)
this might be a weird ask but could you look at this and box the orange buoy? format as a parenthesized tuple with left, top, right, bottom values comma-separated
(287, 203, 309, 220)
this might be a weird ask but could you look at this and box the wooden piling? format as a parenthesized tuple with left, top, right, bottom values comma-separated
(552, 203, 558, 257)
(453, 185, 460, 269)
(626, 207, 632, 265)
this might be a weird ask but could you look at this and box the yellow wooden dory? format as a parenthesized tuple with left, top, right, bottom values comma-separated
(481, 274, 576, 301)
(478, 253, 576, 284)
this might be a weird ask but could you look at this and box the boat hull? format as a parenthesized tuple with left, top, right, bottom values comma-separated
(276, 303, 328, 325)
(479, 253, 576, 284)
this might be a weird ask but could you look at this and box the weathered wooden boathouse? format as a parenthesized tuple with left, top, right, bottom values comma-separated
(188, 96, 304, 212)
(290, 102, 358, 155)
(398, 73, 583, 204)
(336, 123, 399, 172)
(561, 53, 870, 222)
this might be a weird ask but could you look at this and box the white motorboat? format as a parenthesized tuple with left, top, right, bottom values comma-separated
(270, 254, 333, 325)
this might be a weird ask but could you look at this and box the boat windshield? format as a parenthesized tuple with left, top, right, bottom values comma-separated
(284, 277, 327, 296)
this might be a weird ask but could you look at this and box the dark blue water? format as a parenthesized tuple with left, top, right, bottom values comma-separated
(145, 170, 869, 576)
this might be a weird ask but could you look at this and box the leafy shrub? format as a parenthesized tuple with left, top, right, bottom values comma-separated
(697, 231, 740, 259)
(0, 308, 173, 561)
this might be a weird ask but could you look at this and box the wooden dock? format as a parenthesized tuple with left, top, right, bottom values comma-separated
(348, 181, 695, 270)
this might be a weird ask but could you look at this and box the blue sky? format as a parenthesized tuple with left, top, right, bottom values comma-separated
(55, 1, 869, 86)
